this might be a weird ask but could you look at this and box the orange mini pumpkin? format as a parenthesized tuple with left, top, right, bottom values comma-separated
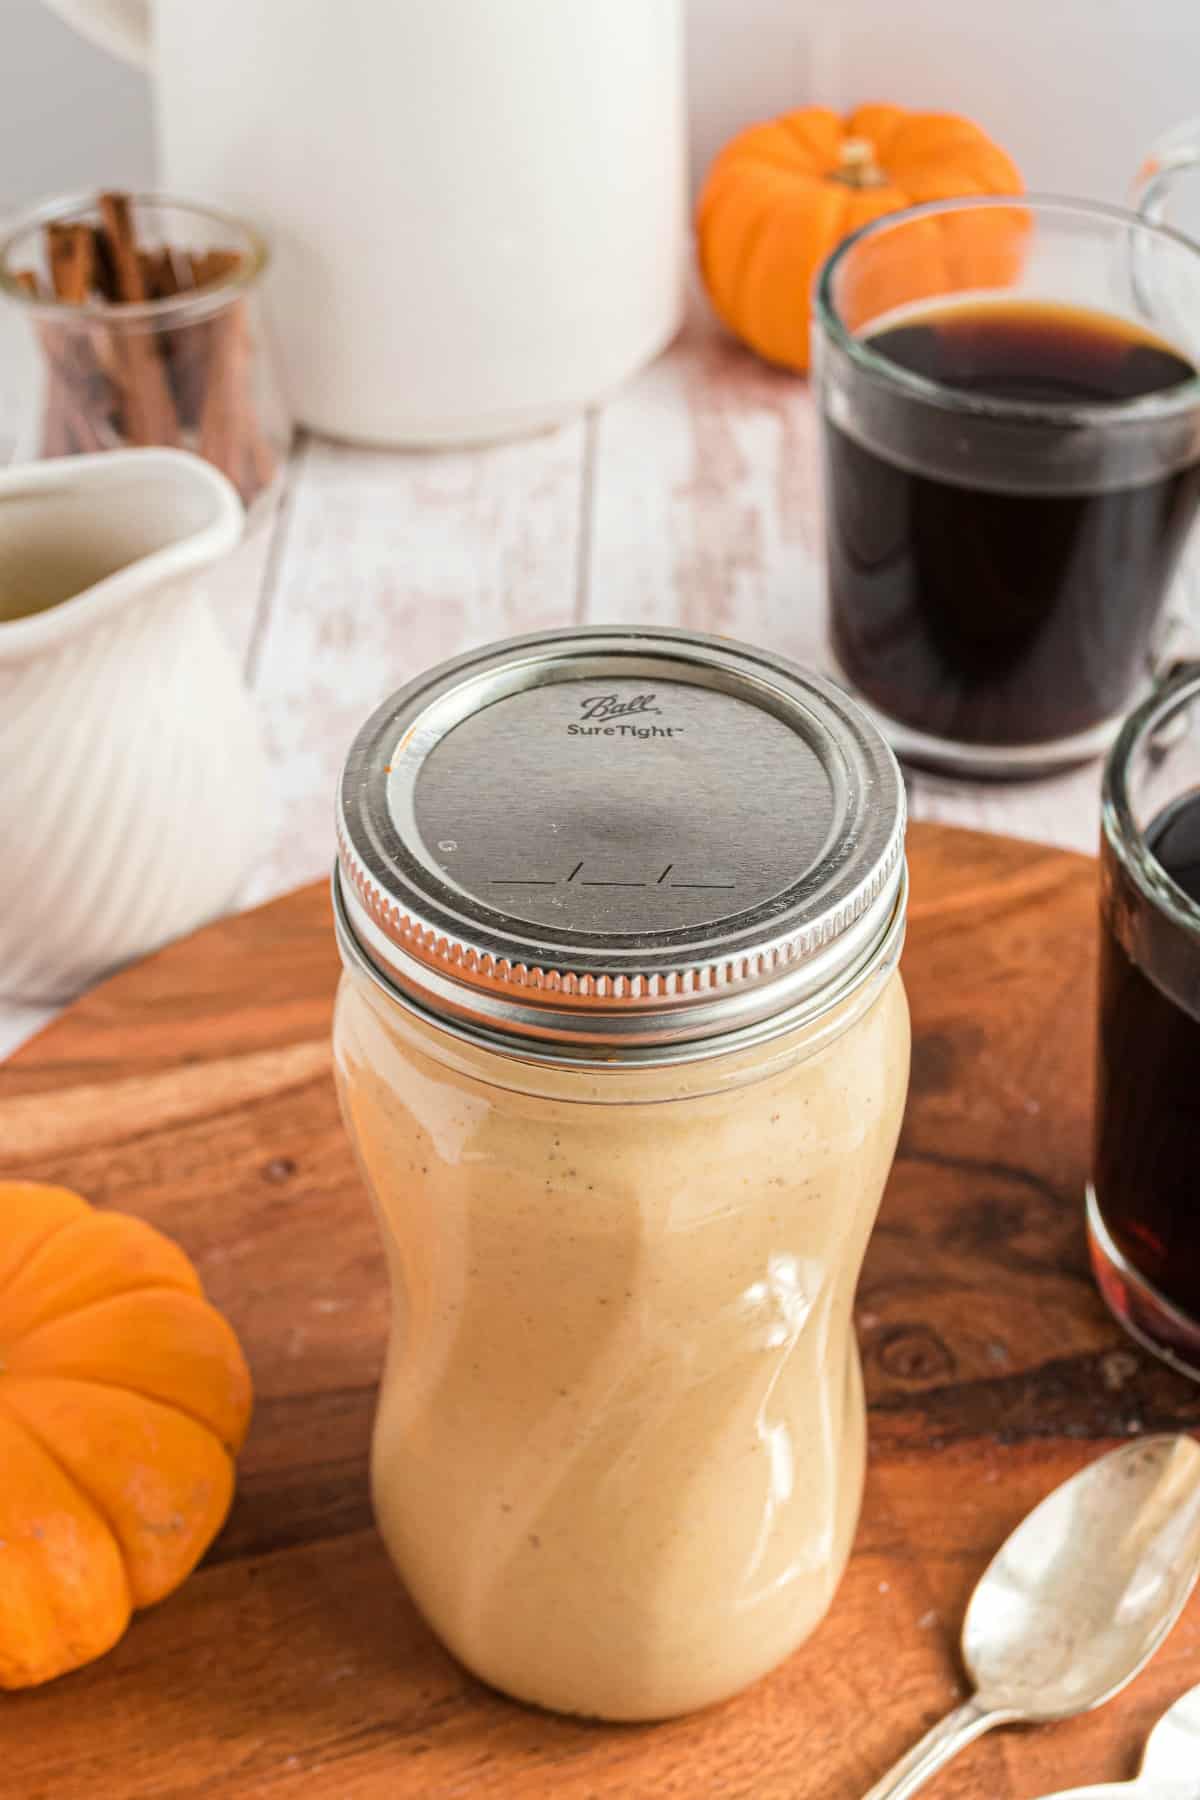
(697, 103, 1025, 371)
(0, 1182, 252, 1687)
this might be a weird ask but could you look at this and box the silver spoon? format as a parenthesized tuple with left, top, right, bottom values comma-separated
(864, 1435, 1200, 1800)
(1029, 1681, 1200, 1798)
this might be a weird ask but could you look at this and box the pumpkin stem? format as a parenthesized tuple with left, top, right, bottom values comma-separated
(830, 136, 887, 190)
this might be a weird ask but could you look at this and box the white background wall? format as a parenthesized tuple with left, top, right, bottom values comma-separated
(2, 0, 153, 207)
(3, 0, 1199, 230)
(687, 0, 1200, 231)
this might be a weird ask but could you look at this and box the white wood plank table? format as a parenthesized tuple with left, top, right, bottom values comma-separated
(0, 301, 1110, 1060)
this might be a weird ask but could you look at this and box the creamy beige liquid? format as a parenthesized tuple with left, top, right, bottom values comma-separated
(0, 479, 196, 623)
(334, 965, 910, 1721)
(0, 548, 126, 623)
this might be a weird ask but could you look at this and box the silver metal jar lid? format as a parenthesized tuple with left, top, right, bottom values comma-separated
(334, 627, 907, 1061)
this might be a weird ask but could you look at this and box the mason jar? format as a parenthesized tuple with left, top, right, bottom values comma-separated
(332, 627, 910, 1721)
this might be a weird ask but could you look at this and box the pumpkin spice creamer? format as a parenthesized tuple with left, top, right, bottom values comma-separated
(332, 628, 910, 1720)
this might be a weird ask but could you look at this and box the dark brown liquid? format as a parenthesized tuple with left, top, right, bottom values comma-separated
(1094, 790, 1200, 1322)
(824, 299, 1200, 747)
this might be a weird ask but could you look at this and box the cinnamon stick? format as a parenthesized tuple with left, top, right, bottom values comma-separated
(40, 225, 120, 396)
(168, 316, 212, 432)
(91, 225, 119, 301)
(97, 193, 148, 300)
(98, 191, 180, 446)
(140, 247, 182, 300)
(168, 253, 237, 433)
(47, 223, 95, 303)
(190, 247, 277, 500)
(189, 249, 242, 290)
(22, 250, 111, 455)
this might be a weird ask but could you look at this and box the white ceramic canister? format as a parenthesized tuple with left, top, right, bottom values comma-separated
(0, 449, 268, 1001)
(41, 0, 687, 446)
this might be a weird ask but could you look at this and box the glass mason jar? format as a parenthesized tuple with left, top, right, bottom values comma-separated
(332, 627, 910, 1721)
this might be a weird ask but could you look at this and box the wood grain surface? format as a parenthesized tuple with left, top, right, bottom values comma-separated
(2, 825, 1198, 1800)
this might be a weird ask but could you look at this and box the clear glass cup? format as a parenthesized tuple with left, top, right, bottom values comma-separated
(813, 196, 1200, 777)
(0, 193, 290, 519)
(1088, 663, 1200, 1378)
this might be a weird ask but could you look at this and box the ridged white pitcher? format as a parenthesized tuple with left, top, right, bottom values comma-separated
(0, 450, 267, 1001)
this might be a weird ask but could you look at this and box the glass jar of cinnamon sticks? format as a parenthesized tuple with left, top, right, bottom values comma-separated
(0, 192, 290, 511)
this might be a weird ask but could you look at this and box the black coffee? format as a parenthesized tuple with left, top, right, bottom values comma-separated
(1094, 788, 1200, 1321)
(824, 298, 1200, 748)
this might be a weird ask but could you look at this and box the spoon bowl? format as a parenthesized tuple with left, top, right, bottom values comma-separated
(966, 1435, 1200, 1721)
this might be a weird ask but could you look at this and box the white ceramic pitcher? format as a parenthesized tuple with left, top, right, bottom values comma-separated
(41, 0, 687, 446)
(0, 450, 267, 1001)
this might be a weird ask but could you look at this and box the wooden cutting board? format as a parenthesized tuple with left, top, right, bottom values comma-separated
(3, 823, 1198, 1800)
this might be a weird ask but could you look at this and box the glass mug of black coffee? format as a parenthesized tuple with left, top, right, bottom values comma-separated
(813, 196, 1200, 777)
(1089, 664, 1200, 1378)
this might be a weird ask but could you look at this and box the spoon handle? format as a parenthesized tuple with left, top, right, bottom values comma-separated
(862, 1697, 998, 1800)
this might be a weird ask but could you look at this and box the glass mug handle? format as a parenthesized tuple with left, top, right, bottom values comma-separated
(1131, 116, 1200, 226)
(1132, 118, 1200, 683)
